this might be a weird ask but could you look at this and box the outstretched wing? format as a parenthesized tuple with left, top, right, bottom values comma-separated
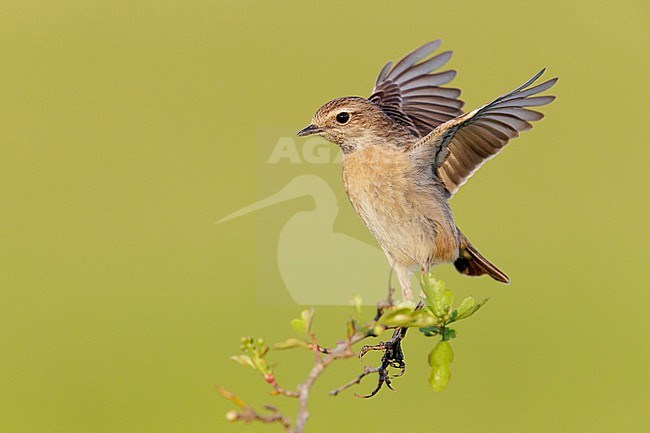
(369, 40, 465, 138)
(413, 69, 558, 196)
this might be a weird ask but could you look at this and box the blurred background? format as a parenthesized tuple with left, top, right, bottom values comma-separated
(1, 1, 648, 432)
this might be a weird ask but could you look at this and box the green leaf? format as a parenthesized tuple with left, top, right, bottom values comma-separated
(251, 356, 269, 374)
(379, 312, 415, 327)
(291, 309, 315, 335)
(230, 355, 256, 370)
(411, 310, 436, 328)
(455, 297, 489, 321)
(350, 294, 362, 313)
(420, 273, 452, 319)
(428, 340, 454, 392)
(419, 326, 440, 337)
(428, 340, 454, 366)
(456, 297, 475, 318)
(421, 273, 445, 306)
(376, 307, 435, 328)
(441, 327, 457, 341)
(290, 318, 306, 334)
(441, 289, 454, 311)
(301, 308, 315, 334)
(274, 338, 306, 350)
(377, 307, 413, 326)
(429, 363, 452, 392)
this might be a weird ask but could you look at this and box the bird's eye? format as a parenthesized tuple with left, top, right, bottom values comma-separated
(336, 112, 351, 124)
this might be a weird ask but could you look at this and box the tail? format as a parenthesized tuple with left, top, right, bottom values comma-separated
(454, 231, 510, 284)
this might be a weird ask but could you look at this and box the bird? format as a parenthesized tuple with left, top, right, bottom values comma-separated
(297, 39, 557, 302)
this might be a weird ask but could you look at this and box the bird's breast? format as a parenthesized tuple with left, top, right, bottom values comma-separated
(342, 146, 459, 267)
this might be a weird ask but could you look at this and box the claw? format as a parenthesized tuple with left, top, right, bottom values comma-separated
(359, 341, 387, 359)
(336, 304, 424, 397)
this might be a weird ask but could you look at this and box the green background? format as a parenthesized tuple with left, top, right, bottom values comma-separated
(1, 1, 648, 432)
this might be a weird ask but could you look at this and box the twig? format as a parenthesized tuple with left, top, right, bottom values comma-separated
(306, 342, 330, 354)
(222, 296, 416, 433)
(222, 274, 487, 432)
(328, 365, 380, 396)
(219, 386, 291, 432)
(375, 271, 396, 320)
(293, 331, 368, 432)
(268, 378, 299, 398)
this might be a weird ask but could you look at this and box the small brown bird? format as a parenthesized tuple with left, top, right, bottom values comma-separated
(297, 40, 557, 301)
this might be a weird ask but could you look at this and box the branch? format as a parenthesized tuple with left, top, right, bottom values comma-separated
(329, 365, 380, 397)
(220, 273, 489, 432)
(294, 331, 368, 431)
(219, 386, 291, 432)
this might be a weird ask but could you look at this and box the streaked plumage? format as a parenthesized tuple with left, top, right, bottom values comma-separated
(297, 40, 557, 301)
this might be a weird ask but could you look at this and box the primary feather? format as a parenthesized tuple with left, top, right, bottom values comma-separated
(412, 69, 558, 195)
(369, 40, 465, 138)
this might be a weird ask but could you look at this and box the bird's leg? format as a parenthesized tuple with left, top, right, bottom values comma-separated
(377, 300, 424, 375)
(395, 266, 414, 302)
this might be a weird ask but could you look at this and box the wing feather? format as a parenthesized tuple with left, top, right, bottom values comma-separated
(369, 40, 464, 137)
(393, 51, 453, 82)
(412, 70, 558, 195)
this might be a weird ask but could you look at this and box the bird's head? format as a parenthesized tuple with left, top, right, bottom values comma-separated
(297, 97, 395, 153)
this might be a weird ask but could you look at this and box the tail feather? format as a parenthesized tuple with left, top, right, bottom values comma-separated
(454, 231, 510, 284)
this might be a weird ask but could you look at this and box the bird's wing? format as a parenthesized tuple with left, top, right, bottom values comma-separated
(369, 40, 465, 138)
(413, 69, 557, 196)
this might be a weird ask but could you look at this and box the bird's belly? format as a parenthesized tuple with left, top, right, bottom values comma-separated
(343, 147, 460, 268)
(347, 182, 459, 269)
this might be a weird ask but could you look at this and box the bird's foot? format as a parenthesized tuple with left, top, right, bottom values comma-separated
(355, 327, 407, 397)
(330, 327, 408, 398)
(331, 302, 422, 398)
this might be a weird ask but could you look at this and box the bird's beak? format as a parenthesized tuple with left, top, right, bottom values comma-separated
(297, 124, 321, 137)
